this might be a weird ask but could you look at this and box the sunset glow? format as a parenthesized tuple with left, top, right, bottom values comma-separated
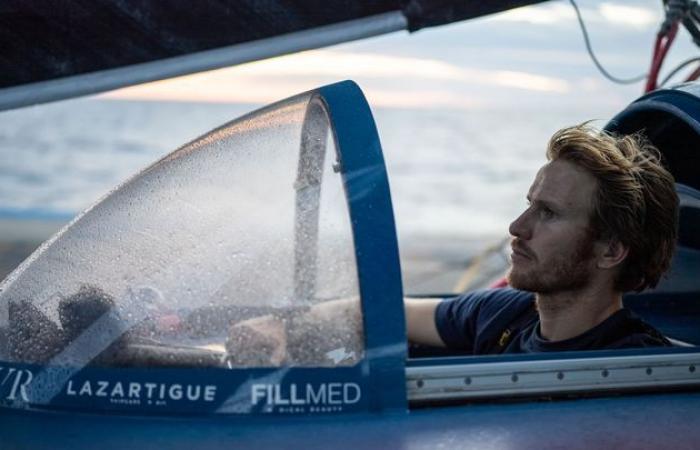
(104, 50, 569, 108)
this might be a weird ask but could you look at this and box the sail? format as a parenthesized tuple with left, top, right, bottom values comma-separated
(0, 0, 548, 110)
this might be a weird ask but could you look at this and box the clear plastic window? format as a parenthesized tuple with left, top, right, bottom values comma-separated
(0, 94, 364, 369)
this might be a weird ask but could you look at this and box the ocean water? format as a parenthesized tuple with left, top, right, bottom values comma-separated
(0, 97, 621, 292)
(0, 97, 619, 234)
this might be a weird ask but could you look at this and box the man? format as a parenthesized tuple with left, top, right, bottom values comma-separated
(406, 124, 679, 353)
(226, 124, 679, 364)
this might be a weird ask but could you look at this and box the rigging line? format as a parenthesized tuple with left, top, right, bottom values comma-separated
(646, 21, 680, 91)
(683, 61, 700, 80)
(568, 0, 647, 84)
(659, 55, 700, 86)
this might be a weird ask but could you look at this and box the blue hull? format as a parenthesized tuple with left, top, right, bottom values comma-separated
(2, 390, 700, 449)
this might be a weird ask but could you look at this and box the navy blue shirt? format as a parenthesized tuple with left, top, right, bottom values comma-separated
(435, 288, 671, 354)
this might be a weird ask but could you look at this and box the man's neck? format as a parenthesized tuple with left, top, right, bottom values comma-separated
(535, 285, 623, 342)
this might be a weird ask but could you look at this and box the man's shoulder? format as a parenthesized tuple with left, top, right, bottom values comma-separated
(606, 309, 673, 349)
(454, 288, 534, 311)
(439, 288, 535, 327)
(435, 288, 535, 350)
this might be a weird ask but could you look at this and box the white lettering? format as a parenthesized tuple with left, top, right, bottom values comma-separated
(128, 383, 141, 398)
(252, 384, 267, 405)
(344, 383, 361, 404)
(96, 381, 109, 397)
(2, 368, 16, 387)
(290, 384, 304, 405)
(8, 370, 32, 402)
(111, 382, 124, 397)
(144, 383, 157, 398)
(79, 381, 93, 396)
(327, 383, 342, 405)
(250, 383, 361, 408)
(306, 383, 326, 404)
(62, 379, 215, 404)
(273, 384, 289, 405)
(169, 384, 182, 400)
(186, 385, 200, 401)
(204, 385, 216, 402)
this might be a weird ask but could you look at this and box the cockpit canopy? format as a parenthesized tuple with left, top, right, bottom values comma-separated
(0, 91, 366, 370)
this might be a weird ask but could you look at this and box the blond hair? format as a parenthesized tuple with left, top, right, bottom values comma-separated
(546, 124, 679, 292)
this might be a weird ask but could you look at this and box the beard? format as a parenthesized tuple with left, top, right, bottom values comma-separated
(507, 233, 596, 294)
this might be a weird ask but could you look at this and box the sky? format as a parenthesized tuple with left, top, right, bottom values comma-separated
(103, 0, 698, 112)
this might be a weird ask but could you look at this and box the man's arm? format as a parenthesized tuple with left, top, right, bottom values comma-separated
(226, 298, 363, 365)
(404, 298, 446, 347)
(226, 296, 448, 365)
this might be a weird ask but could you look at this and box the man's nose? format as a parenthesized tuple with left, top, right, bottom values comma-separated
(509, 209, 532, 240)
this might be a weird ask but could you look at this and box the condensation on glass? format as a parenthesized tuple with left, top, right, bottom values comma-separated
(0, 93, 364, 370)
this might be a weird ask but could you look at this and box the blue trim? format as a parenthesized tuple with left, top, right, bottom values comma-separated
(319, 81, 407, 412)
(0, 362, 368, 416)
(605, 88, 700, 134)
(407, 346, 700, 367)
(0, 81, 407, 419)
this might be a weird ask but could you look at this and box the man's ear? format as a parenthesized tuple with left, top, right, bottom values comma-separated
(596, 239, 629, 269)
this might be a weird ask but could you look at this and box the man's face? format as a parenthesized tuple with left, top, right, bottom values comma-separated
(506, 159, 599, 294)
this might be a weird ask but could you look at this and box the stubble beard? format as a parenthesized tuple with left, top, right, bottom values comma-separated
(506, 234, 596, 295)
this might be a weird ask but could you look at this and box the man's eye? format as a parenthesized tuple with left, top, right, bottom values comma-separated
(540, 207, 554, 218)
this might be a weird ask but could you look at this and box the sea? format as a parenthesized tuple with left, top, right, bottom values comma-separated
(0, 97, 621, 293)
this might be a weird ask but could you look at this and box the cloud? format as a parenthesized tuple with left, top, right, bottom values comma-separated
(104, 74, 484, 109)
(491, 1, 658, 29)
(104, 50, 569, 107)
(490, 3, 575, 25)
(489, 70, 568, 92)
(232, 51, 465, 80)
(363, 88, 484, 109)
(599, 3, 657, 28)
(238, 51, 569, 92)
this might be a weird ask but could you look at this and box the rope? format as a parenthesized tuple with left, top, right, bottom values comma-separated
(659, 56, 700, 86)
(569, 0, 647, 84)
(644, 0, 699, 92)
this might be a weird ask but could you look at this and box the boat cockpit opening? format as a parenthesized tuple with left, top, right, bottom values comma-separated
(1, 81, 700, 418)
(604, 87, 700, 347)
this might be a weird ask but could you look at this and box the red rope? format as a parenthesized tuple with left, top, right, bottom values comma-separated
(685, 64, 700, 81)
(645, 22, 680, 93)
(645, 34, 664, 93)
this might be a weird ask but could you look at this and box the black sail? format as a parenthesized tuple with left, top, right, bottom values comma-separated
(0, 0, 547, 109)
